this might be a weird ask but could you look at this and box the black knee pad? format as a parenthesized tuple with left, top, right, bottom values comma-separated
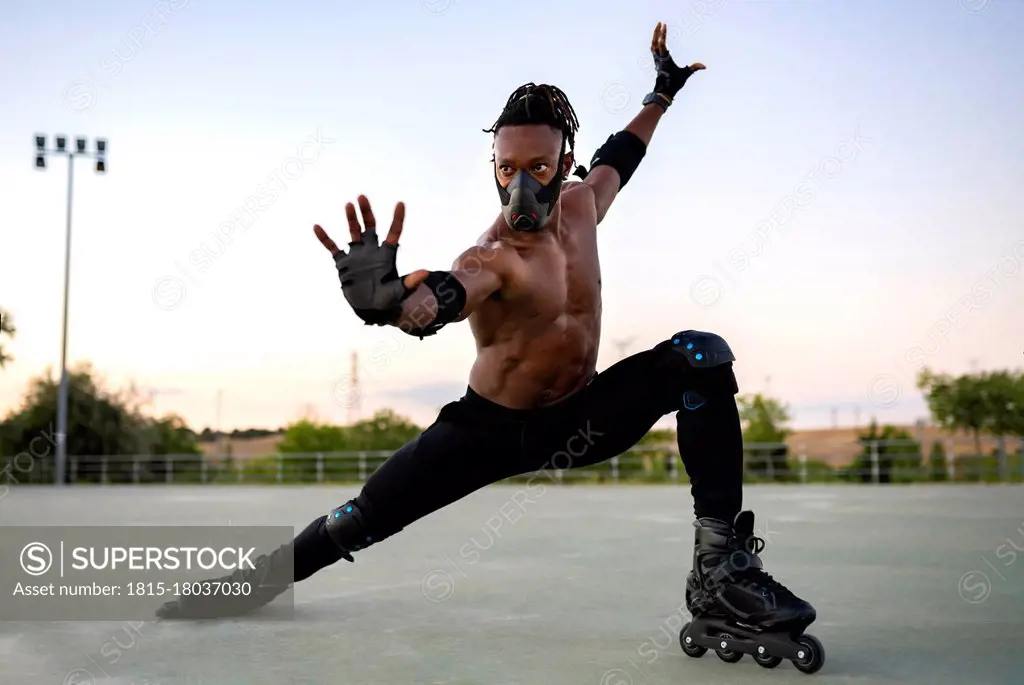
(669, 330, 736, 368)
(324, 494, 401, 559)
(664, 331, 738, 409)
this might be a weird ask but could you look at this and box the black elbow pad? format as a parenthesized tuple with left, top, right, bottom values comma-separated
(400, 271, 467, 339)
(590, 131, 647, 189)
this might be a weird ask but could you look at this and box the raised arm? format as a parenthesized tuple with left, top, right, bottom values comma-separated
(314, 197, 508, 340)
(581, 22, 705, 224)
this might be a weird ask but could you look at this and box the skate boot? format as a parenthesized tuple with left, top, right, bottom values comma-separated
(156, 543, 296, 620)
(678, 510, 825, 674)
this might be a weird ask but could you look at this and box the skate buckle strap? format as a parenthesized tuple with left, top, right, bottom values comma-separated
(723, 546, 764, 573)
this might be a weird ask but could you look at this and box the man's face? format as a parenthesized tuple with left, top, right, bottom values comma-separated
(494, 124, 572, 187)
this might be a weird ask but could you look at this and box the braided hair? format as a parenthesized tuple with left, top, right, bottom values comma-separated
(484, 83, 583, 175)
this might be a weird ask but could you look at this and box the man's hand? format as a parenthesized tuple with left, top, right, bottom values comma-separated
(650, 22, 705, 104)
(314, 195, 429, 325)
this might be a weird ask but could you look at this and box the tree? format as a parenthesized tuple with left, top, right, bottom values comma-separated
(277, 419, 349, 453)
(918, 369, 987, 457)
(0, 308, 14, 369)
(920, 368, 1024, 481)
(149, 415, 201, 455)
(853, 420, 921, 483)
(276, 410, 423, 483)
(928, 441, 948, 482)
(347, 409, 422, 450)
(738, 394, 791, 442)
(977, 370, 1023, 480)
(230, 427, 282, 440)
(1, 364, 200, 483)
(279, 410, 422, 454)
(737, 394, 792, 481)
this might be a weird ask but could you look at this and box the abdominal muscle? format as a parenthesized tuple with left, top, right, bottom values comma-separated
(467, 308, 601, 409)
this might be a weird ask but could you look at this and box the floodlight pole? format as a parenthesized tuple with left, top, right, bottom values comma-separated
(55, 151, 75, 487)
(34, 135, 107, 486)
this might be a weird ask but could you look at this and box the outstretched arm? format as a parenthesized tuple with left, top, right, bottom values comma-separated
(583, 22, 705, 224)
(394, 244, 507, 333)
(315, 197, 508, 339)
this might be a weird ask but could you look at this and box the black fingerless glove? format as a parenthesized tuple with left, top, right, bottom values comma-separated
(652, 52, 702, 104)
(333, 230, 407, 326)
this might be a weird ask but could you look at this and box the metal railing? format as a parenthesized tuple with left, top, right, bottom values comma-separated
(3, 438, 1023, 487)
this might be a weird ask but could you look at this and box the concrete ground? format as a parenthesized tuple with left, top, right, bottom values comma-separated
(1, 484, 1021, 685)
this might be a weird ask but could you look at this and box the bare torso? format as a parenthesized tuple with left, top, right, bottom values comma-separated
(467, 183, 603, 408)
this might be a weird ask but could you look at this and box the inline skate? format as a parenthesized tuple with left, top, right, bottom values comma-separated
(156, 543, 294, 619)
(678, 510, 825, 674)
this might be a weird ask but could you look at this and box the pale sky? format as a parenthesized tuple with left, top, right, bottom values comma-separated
(2, 0, 1022, 433)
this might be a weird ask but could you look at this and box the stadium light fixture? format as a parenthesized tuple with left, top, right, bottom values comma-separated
(31, 132, 110, 485)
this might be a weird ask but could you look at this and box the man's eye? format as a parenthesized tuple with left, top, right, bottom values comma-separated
(532, 164, 549, 173)
(499, 165, 513, 175)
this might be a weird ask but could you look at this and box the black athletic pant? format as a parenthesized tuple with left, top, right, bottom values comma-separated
(292, 332, 743, 581)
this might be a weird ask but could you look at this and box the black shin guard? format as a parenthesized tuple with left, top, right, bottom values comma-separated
(677, 383, 744, 522)
(287, 495, 403, 584)
(323, 495, 401, 561)
(668, 330, 744, 522)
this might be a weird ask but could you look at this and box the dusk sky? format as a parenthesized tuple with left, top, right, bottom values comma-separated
(2, 0, 1022, 433)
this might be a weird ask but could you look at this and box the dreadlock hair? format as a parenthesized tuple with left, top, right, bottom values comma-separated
(483, 83, 580, 160)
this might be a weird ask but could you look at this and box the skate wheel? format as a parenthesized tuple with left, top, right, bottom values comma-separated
(792, 634, 825, 674)
(714, 632, 743, 663)
(753, 649, 783, 669)
(679, 622, 707, 658)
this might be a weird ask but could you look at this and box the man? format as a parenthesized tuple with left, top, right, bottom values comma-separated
(158, 25, 819, 665)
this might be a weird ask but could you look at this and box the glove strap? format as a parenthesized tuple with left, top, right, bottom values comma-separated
(643, 92, 673, 111)
(353, 306, 403, 326)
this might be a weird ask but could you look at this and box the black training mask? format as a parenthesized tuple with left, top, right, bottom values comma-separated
(495, 148, 566, 232)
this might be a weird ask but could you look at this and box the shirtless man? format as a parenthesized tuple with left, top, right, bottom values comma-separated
(157, 24, 822, 671)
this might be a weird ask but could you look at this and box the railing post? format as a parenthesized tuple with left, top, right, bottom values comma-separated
(201, 458, 208, 484)
(316, 453, 324, 484)
(132, 457, 140, 485)
(766, 445, 776, 482)
(70, 457, 78, 484)
(358, 452, 367, 482)
(1019, 437, 1024, 483)
(276, 453, 283, 484)
(870, 441, 880, 484)
(166, 457, 173, 485)
(669, 452, 678, 482)
(101, 457, 108, 485)
(996, 435, 1008, 483)
(799, 446, 808, 484)
(236, 459, 244, 484)
(946, 440, 956, 482)
(610, 455, 619, 483)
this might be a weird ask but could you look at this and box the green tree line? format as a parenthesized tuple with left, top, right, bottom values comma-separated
(916, 368, 1024, 481)
(1, 306, 1021, 485)
(734, 367, 1024, 483)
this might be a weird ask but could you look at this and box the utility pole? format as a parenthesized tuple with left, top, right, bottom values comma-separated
(34, 133, 108, 485)
(215, 389, 224, 455)
(348, 351, 361, 424)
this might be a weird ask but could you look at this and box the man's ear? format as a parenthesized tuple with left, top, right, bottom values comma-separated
(562, 152, 574, 179)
